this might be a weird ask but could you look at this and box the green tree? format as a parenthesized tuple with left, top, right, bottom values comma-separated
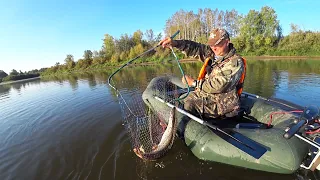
(224, 9, 240, 37)
(110, 53, 120, 63)
(236, 6, 281, 53)
(260, 6, 279, 38)
(132, 30, 143, 45)
(83, 50, 93, 61)
(128, 44, 145, 59)
(83, 50, 93, 66)
(75, 59, 90, 69)
(145, 29, 155, 45)
(10, 69, 19, 76)
(28, 69, 40, 74)
(0, 70, 8, 79)
(64, 54, 75, 70)
(115, 33, 134, 52)
(103, 34, 115, 60)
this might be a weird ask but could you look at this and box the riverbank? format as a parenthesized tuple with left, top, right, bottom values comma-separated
(0, 77, 41, 86)
(244, 56, 320, 60)
(181, 56, 320, 61)
(39, 56, 320, 77)
(142, 56, 320, 64)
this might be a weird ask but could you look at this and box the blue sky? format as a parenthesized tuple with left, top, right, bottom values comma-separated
(0, 0, 319, 74)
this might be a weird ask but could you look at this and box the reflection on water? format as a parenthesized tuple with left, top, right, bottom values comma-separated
(244, 59, 320, 106)
(0, 59, 320, 180)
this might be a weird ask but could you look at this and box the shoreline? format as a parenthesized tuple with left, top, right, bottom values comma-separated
(37, 56, 320, 78)
(177, 56, 320, 63)
(117, 56, 320, 67)
(182, 56, 320, 61)
(0, 77, 41, 86)
(243, 56, 320, 60)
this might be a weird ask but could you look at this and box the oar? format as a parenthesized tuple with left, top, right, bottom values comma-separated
(154, 96, 268, 159)
(241, 92, 301, 110)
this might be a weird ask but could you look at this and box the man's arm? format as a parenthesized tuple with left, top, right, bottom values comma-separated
(174, 40, 214, 62)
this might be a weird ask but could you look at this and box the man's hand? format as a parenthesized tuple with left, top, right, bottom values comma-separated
(159, 37, 177, 48)
(182, 75, 194, 86)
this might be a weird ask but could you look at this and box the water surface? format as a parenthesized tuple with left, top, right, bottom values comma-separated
(0, 59, 320, 180)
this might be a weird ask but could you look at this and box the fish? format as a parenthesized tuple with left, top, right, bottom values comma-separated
(133, 107, 178, 160)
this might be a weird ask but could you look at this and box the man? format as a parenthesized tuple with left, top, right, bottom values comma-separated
(159, 28, 246, 119)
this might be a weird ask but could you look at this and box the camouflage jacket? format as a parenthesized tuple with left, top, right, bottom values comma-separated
(175, 40, 245, 117)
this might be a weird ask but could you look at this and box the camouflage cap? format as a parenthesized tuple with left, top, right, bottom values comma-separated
(207, 28, 230, 46)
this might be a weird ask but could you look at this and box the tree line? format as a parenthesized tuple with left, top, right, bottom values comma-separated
(0, 69, 44, 83)
(40, 29, 176, 76)
(164, 6, 319, 55)
(1, 6, 319, 78)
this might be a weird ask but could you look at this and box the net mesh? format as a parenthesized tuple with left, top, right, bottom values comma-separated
(108, 43, 188, 160)
(115, 76, 181, 160)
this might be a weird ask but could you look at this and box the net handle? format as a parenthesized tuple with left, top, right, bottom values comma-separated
(169, 47, 190, 101)
(107, 30, 180, 91)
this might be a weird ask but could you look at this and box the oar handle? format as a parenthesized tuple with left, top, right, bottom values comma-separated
(154, 96, 222, 132)
(241, 92, 298, 109)
(154, 96, 267, 159)
(155, 96, 240, 141)
(154, 96, 205, 125)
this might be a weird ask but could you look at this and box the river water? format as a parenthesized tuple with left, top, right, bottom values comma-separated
(0, 59, 320, 180)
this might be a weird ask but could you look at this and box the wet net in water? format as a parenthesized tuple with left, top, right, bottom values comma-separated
(115, 76, 180, 160)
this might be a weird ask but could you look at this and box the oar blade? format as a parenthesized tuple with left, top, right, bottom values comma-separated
(210, 128, 267, 159)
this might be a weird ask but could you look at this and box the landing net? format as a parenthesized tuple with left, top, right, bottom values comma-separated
(108, 47, 189, 160)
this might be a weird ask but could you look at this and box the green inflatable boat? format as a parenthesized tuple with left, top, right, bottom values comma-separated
(142, 76, 314, 174)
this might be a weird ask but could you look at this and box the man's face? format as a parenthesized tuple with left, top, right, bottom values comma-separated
(210, 39, 229, 56)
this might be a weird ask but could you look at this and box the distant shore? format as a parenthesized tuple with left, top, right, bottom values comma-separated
(22, 56, 320, 78)
(183, 55, 320, 61)
(156, 56, 320, 64)
(244, 56, 320, 60)
(0, 77, 41, 86)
